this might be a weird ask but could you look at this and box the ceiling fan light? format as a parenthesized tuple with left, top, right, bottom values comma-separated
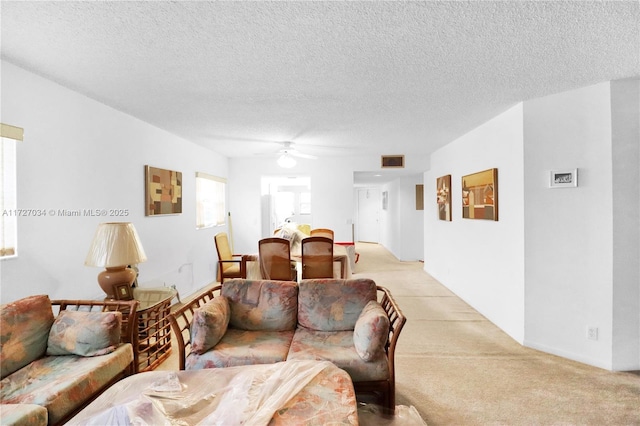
(277, 153, 296, 168)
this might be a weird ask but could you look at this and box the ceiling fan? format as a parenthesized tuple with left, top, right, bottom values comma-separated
(273, 141, 318, 159)
(254, 138, 357, 168)
(262, 141, 318, 168)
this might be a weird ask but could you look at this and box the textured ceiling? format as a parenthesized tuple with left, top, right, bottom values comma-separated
(1, 1, 639, 172)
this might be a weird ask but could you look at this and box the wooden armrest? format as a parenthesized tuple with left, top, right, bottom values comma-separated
(218, 257, 247, 279)
(376, 286, 406, 373)
(168, 286, 221, 370)
(219, 254, 246, 260)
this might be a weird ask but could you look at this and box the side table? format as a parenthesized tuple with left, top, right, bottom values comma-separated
(131, 287, 177, 373)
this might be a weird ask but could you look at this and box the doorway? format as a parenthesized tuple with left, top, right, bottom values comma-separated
(261, 176, 311, 237)
(356, 187, 380, 243)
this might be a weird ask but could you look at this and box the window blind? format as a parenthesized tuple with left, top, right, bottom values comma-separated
(1, 139, 17, 258)
(196, 172, 226, 229)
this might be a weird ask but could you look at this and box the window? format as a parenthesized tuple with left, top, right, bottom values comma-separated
(196, 172, 226, 229)
(1, 136, 18, 258)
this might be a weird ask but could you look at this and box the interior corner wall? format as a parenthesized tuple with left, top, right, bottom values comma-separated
(523, 82, 617, 369)
(0, 61, 228, 303)
(424, 104, 526, 343)
(610, 78, 640, 370)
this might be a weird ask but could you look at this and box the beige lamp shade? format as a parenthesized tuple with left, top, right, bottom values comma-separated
(85, 222, 147, 297)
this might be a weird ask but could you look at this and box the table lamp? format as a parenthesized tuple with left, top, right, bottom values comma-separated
(85, 222, 147, 298)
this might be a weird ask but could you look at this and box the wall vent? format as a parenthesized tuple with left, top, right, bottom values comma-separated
(381, 155, 404, 168)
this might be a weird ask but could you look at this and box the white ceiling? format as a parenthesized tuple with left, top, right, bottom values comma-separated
(1, 1, 639, 182)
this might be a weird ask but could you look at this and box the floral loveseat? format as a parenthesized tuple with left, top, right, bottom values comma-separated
(169, 278, 406, 411)
(0, 295, 138, 425)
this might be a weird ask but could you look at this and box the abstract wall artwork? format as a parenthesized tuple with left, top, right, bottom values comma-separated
(436, 174, 452, 221)
(145, 165, 183, 216)
(462, 168, 498, 221)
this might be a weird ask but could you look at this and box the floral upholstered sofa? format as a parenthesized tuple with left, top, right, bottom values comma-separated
(0, 295, 138, 425)
(170, 278, 406, 411)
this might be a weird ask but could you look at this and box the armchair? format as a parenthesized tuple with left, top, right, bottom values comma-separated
(214, 232, 246, 283)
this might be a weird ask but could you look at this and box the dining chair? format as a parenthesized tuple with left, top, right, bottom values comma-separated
(214, 232, 247, 283)
(301, 236, 334, 279)
(310, 228, 334, 240)
(258, 237, 297, 281)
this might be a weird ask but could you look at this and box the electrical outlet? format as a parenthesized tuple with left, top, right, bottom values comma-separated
(587, 326, 598, 341)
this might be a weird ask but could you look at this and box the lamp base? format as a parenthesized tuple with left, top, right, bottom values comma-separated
(97, 266, 136, 298)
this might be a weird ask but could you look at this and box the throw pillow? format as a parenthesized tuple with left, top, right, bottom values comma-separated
(190, 296, 230, 354)
(47, 310, 122, 357)
(353, 301, 390, 361)
(222, 280, 298, 331)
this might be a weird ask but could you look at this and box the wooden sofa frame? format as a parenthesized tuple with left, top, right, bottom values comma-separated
(169, 284, 406, 411)
(49, 299, 139, 425)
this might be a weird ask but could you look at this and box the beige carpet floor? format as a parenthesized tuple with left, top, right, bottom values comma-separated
(158, 242, 640, 425)
(352, 242, 640, 425)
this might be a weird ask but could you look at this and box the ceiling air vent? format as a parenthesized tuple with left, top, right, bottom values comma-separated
(381, 155, 404, 168)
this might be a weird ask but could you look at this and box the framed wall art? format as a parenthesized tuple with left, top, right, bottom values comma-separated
(382, 191, 388, 210)
(436, 174, 452, 221)
(462, 168, 498, 221)
(145, 165, 183, 216)
(549, 169, 578, 188)
(113, 283, 133, 300)
(416, 184, 424, 210)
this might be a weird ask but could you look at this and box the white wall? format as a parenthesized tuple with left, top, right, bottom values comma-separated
(610, 79, 640, 370)
(523, 82, 615, 368)
(229, 155, 428, 260)
(424, 104, 526, 343)
(523, 80, 640, 370)
(0, 62, 228, 303)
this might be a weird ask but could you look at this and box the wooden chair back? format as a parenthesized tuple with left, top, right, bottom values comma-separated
(310, 228, 334, 240)
(258, 237, 296, 281)
(301, 236, 334, 279)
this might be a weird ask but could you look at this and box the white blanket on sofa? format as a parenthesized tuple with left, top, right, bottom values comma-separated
(68, 360, 332, 426)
